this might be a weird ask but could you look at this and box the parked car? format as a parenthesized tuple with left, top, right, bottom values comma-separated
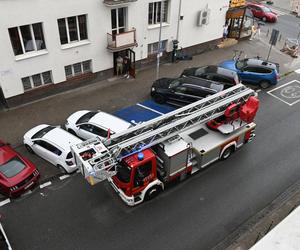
(151, 77, 224, 104)
(65, 110, 132, 140)
(23, 125, 82, 173)
(219, 58, 279, 88)
(0, 139, 40, 197)
(247, 2, 277, 22)
(181, 65, 240, 88)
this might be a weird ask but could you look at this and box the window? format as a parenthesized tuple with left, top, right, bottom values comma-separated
(64, 60, 91, 78)
(21, 71, 52, 91)
(148, 40, 167, 56)
(58, 15, 88, 45)
(8, 23, 46, 56)
(35, 140, 62, 156)
(148, 1, 168, 25)
(111, 8, 126, 37)
(134, 162, 152, 187)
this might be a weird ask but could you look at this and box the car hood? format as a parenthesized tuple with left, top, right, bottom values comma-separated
(152, 78, 175, 89)
(219, 60, 237, 72)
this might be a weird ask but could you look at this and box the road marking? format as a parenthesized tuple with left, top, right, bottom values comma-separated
(256, 89, 261, 93)
(0, 199, 10, 207)
(76, 169, 81, 173)
(268, 80, 300, 106)
(59, 175, 70, 180)
(40, 181, 52, 189)
(137, 103, 164, 115)
(21, 190, 32, 197)
(295, 69, 300, 74)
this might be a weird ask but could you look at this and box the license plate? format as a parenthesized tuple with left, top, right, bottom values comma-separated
(24, 182, 34, 190)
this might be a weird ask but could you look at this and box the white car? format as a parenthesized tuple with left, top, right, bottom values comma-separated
(65, 110, 131, 140)
(23, 124, 82, 173)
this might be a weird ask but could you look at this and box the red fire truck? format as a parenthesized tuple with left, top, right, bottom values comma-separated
(71, 84, 259, 206)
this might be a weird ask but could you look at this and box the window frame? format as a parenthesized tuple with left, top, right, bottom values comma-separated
(64, 60, 92, 79)
(148, 0, 169, 25)
(8, 22, 46, 56)
(58, 15, 88, 45)
(21, 71, 53, 91)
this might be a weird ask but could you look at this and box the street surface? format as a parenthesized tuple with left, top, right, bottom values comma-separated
(2, 72, 300, 249)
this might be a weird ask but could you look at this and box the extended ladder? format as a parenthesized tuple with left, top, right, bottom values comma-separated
(72, 84, 256, 182)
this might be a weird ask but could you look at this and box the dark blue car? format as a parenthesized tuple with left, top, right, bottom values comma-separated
(219, 58, 279, 89)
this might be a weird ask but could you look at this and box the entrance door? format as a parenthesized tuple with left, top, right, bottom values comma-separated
(0, 86, 8, 109)
(128, 49, 136, 78)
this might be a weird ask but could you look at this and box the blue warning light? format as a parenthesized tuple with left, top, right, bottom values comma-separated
(137, 152, 144, 161)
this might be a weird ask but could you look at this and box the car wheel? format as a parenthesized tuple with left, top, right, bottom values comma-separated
(221, 146, 234, 160)
(153, 94, 166, 104)
(67, 129, 76, 136)
(25, 144, 34, 154)
(262, 17, 267, 22)
(260, 80, 270, 89)
(58, 164, 67, 174)
(145, 186, 162, 201)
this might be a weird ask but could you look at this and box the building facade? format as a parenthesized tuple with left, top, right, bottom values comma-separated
(0, 0, 229, 104)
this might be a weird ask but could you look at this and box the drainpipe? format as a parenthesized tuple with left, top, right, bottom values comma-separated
(156, 2, 164, 80)
(176, 0, 182, 41)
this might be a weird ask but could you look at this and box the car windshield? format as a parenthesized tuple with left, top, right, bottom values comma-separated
(32, 126, 55, 139)
(169, 80, 181, 89)
(262, 7, 271, 12)
(236, 60, 247, 70)
(0, 156, 26, 178)
(116, 161, 132, 183)
(76, 111, 98, 125)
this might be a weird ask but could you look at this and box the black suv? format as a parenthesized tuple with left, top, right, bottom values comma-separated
(181, 65, 240, 88)
(151, 77, 224, 105)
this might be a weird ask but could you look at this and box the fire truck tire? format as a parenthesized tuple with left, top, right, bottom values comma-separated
(221, 146, 235, 160)
(145, 186, 162, 201)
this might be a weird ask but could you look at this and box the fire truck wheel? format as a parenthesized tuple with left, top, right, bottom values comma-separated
(145, 186, 162, 201)
(221, 146, 234, 160)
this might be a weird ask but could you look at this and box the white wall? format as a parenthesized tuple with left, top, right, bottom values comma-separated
(0, 0, 229, 98)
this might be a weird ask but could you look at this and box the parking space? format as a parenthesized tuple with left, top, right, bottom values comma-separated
(267, 80, 300, 106)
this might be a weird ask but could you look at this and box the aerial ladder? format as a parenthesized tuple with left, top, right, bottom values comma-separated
(72, 83, 258, 187)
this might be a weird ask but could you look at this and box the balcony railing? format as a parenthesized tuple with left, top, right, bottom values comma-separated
(103, 0, 137, 6)
(107, 29, 137, 52)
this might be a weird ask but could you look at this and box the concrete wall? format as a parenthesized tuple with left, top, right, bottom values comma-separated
(0, 0, 228, 99)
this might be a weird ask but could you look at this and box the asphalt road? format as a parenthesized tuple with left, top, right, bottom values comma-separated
(1, 73, 300, 250)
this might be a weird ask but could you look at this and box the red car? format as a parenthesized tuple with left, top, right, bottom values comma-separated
(247, 2, 277, 22)
(0, 140, 40, 197)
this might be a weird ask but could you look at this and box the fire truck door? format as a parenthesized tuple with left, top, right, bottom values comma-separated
(132, 162, 153, 194)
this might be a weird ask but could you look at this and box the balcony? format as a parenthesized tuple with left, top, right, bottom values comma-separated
(103, 0, 137, 7)
(107, 29, 137, 52)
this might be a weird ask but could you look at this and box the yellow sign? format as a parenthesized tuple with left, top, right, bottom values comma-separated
(229, 0, 246, 8)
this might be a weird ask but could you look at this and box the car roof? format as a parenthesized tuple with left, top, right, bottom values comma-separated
(179, 76, 218, 86)
(244, 58, 277, 69)
(247, 2, 263, 7)
(42, 127, 82, 151)
(89, 112, 131, 133)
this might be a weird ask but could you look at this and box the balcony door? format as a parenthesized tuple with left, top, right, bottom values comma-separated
(111, 7, 127, 38)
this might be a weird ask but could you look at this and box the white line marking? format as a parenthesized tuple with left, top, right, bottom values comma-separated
(40, 181, 52, 189)
(0, 199, 11, 207)
(268, 80, 300, 93)
(136, 103, 164, 115)
(267, 92, 293, 106)
(59, 175, 70, 180)
(295, 69, 300, 74)
(76, 169, 81, 173)
(256, 89, 261, 93)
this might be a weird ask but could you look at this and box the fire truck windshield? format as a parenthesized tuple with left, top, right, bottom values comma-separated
(116, 162, 131, 183)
